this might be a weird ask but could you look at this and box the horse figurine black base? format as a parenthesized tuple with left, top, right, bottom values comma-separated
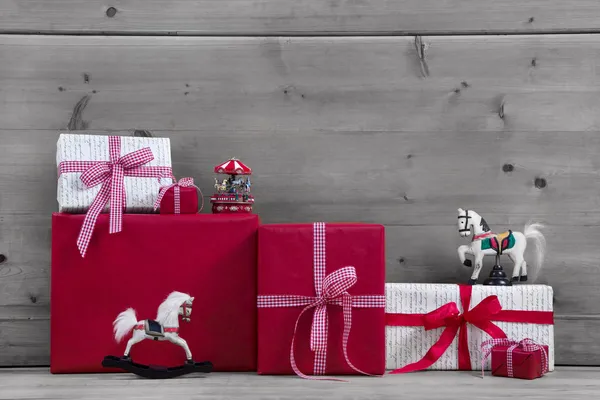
(482, 256, 512, 286)
(102, 355, 213, 379)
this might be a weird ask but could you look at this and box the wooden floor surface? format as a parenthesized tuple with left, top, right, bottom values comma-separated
(0, 367, 598, 399)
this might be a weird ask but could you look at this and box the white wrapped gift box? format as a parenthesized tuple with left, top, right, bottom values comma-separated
(385, 283, 554, 371)
(56, 133, 173, 213)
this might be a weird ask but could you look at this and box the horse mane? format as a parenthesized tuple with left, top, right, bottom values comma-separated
(155, 291, 191, 324)
(479, 217, 491, 232)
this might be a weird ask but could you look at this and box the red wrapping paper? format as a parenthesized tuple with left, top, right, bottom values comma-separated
(51, 213, 258, 373)
(159, 186, 199, 214)
(257, 223, 386, 375)
(491, 345, 549, 380)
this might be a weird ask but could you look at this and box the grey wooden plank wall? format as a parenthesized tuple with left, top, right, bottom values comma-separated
(0, 3, 599, 367)
(2, 1, 600, 35)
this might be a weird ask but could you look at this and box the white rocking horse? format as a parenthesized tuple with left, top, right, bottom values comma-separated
(113, 291, 195, 364)
(457, 208, 546, 285)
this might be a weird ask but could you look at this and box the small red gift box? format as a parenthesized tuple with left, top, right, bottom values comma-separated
(257, 222, 386, 379)
(482, 339, 549, 380)
(155, 177, 202, 214)
(51, 213, 258, 373)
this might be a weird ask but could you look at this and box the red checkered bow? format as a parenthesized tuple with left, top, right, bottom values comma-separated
(154, 177, 204, 214)
(58, 136, 172, 257)
(480, 338, 549, 378)
(257, 222, 386, 381)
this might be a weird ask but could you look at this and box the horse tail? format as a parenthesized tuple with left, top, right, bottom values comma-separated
(113, 308, 138, 343)
(523, 221, 546, 280)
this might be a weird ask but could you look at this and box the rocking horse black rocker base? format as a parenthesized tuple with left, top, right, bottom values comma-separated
(101, 355, 213, 379)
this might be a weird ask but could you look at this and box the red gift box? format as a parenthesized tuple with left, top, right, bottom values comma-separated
(482, 339, 549, 380)
(51, 213, 258, 373)
(159, 186, 199, 214)
(156, 177, 202, 214)
(257, 222, 386, 378)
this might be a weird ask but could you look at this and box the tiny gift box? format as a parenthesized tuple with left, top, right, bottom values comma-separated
(385, 283, 554, 372)
(51, 213, 259, 373)
(257, 222, 386, 379)
(155, 177, 202, 214)
(481, 338, 549, 380)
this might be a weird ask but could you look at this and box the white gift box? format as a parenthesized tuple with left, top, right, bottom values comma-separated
(56, 133, 173, 213)
(385, 283, 554, 371)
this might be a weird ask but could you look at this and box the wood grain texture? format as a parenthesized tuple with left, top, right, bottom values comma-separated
(0, 321, 49, 366)
(1, 367, 600, 399)
(2, 34, 600, 366)
(4, 35, 600, 132)
(3, 1, 600, 35)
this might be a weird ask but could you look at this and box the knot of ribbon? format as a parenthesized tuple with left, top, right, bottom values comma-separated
(154, 177, 204, 214)
(58, 136, 172, 257)
(256, 222, 386, 381)
(386, 285, 554, 373)
(308, 266, 356, 356)
(480, 338, 549, 378)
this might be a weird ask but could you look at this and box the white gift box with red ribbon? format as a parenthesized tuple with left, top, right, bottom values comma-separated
(56, 133, 173, 213)
(56, 133, 174, 257)
(385, 283, 555, 372)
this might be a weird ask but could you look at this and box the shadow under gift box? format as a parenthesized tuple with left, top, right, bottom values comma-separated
(50, 213, 259, 373)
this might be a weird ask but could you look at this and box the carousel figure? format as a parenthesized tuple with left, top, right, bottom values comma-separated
(210, 157, 254, 214)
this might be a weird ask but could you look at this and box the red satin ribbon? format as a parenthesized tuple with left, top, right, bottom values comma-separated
(386, 285, 554, 373)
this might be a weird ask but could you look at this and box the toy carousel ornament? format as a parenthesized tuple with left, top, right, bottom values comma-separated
(456, 208, 546, 286)
(210, 157, 254, 214)
(102, 291, 213, 379)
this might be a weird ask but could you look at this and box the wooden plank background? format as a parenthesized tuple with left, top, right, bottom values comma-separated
(1, 7, 600, 367)
(3, 1, 600, 35)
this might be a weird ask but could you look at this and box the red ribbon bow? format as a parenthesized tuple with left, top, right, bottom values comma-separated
(256, 222, 386, 381)
(154, 177, 204, 214)
(58, 136, 172, 257)
(386, 285, 554, 373)
(480, 338, 549, 378)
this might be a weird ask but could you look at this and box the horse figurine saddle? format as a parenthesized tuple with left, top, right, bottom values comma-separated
(482, 230, 515, 254)
(144, 320, 164, 337)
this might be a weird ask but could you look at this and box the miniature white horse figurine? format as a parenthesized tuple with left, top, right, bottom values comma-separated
(457, 208, 546, 285)
(113, 291, 195, 364)
(214, 178, 227, 192)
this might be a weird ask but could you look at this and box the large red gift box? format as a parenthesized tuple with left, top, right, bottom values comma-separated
(257, 222, 386, 377)
(51, 213, 258, 373)
(490, 343, 550, 380)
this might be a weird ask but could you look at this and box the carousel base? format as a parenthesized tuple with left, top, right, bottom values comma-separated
(210, 193, 254, 214)
(211, 202, 253, 214)
(101, 355, 213, 379)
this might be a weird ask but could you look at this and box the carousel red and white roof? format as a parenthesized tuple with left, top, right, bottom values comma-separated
(214, 158, 252, 175)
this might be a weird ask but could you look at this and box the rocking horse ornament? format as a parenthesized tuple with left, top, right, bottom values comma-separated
(456, 208, 546, 286)
(102, 291, 213, 379)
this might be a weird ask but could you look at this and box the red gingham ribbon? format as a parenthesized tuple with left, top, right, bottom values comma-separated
(154, 177, 204, 214)
(480, 338, 549, 378)
(257, 222, 386, 381)
(58, 136, 172, 257)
